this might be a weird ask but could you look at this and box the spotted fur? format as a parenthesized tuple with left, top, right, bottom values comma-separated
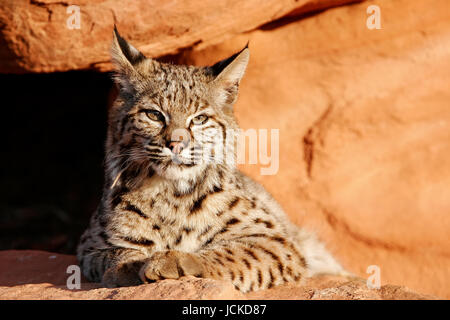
(76, 28, 347, 292)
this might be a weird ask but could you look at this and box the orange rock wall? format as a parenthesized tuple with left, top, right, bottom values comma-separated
(0, 0, 358, 73)
(176, 0, 450, 298)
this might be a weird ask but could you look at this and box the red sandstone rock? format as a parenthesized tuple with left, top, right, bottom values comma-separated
(173, 0, 450, 299)
(0, 0, 448, 300)
(0, 250, 79, 286)
(0, 0, 359, 73)
(0, 251, 435, 299)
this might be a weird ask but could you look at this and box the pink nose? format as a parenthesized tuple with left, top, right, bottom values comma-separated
(169, 141, 185, 155)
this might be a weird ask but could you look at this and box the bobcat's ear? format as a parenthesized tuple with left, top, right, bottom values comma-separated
(209, 44, 250, 107)
(111, 26, 147, 92)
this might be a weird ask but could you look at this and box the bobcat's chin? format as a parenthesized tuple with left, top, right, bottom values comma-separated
(152, 159, 208, 182)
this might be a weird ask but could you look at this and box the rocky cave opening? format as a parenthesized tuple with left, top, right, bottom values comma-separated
(1, 71, 113, 254)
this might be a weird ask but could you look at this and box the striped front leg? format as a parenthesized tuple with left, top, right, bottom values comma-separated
(79, 246, 147, 288)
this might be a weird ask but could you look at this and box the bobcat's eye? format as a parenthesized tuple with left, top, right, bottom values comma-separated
(145, 110, 163, 122)
(192, 114, 208, 125)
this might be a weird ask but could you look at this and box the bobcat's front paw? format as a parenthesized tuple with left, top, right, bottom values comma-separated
(139, 250, 205, 282)
(102, 260, 144, 288)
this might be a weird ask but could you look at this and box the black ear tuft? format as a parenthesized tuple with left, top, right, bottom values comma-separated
(112, 26, 146, 66)
(208, 44, 249, 108)
(210, 43, 249, 77)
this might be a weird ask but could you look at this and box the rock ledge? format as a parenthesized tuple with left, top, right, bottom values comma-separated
(0, 250, 436, 300)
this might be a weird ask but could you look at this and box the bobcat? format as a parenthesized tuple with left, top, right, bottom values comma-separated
(76, 28, 347, 292)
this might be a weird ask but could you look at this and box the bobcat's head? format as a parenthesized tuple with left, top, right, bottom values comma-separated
(106, 28, 249, 192)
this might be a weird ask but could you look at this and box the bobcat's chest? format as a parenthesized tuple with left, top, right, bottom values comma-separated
(113, 175, 226, 252)
(144, 197, 221, 252)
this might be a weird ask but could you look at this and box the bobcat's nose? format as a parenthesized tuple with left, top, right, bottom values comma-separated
(167, 128, 190, 155)
(168, 141, 185, 155)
